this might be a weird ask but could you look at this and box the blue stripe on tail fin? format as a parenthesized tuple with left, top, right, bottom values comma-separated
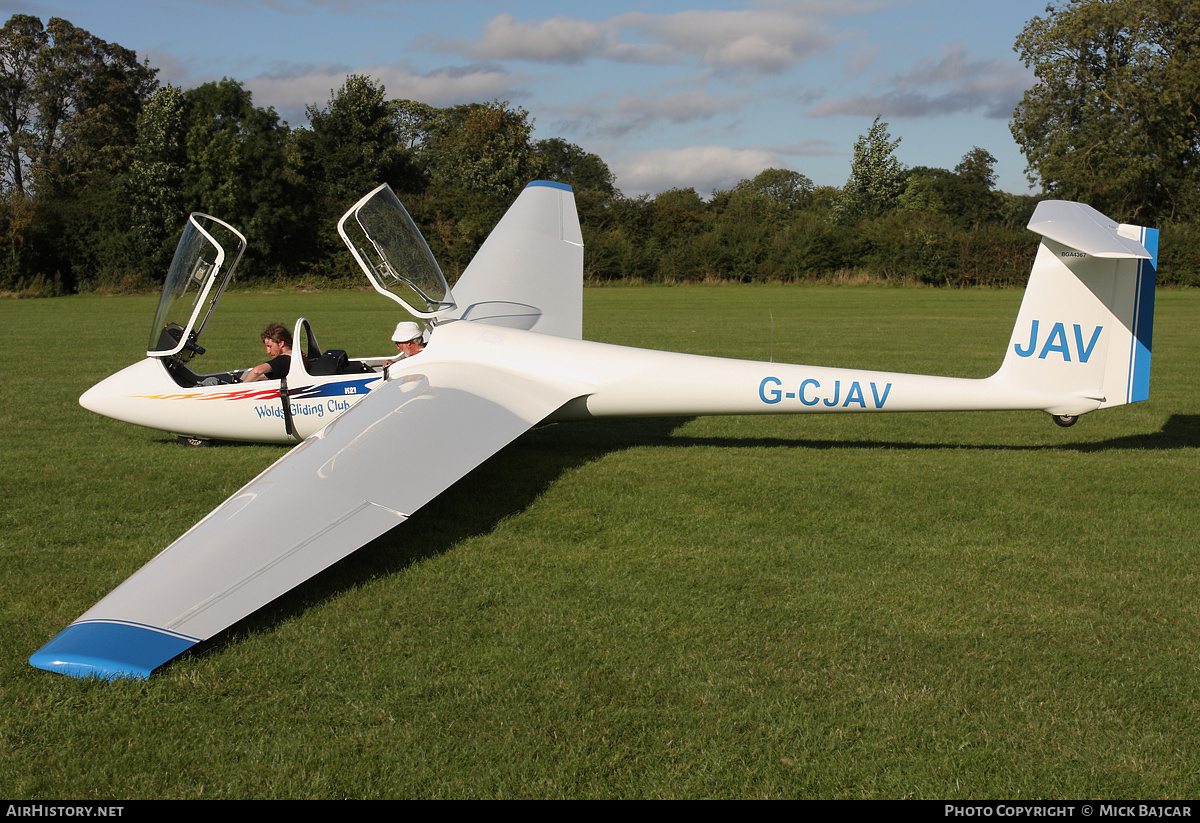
(1128, 227, 1158, 403)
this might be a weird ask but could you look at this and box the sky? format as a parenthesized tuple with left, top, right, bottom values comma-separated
(12, 0, 1053, 198)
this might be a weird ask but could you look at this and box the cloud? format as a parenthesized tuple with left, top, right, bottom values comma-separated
(242, 61, 520, 123)
(542, 88, 749, 140)
(465, 14, 616, 64)
(603, 42, 679, 65)
(614, 8, 836, 74)
(371, 63, 520, 106)
(770, 138, 842, 158)
(808, 44, 1034, 119)
(614, 145, 787, 196)
(896, 45, 1004, 86)
(617, 90, 733, 123)
(433, 5, 842, 74)
(843, 45, 879, 76)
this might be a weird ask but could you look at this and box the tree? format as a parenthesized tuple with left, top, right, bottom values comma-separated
(898, 166, 956, 216)
(733, 168, 814, 210)
(407, 101, 545, 276)
(37, 18, 156, 185)
(954, 147, 998, 189)
(419, 101, 543, 198)
(952, 147, 1001, 226)
(1011, 0, 1200, 221)
(178, 79, 300, 278)
(535, 137, 615, 194)
(0, 15, 45, 195)
(898, 148, 1000, 227)
(295, 75, 415, 210)
(393, 98, 438, 155)
(287, 76, 421, 279)
(0, 15, 157, 290)
(125, 84, 186, 276)
(0, 15, 155, 196)
(832, 116, 904, 223)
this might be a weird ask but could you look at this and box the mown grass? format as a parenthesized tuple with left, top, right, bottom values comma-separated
(1, 285, 1198, 799)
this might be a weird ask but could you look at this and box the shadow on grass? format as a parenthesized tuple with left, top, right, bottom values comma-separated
(187, 415, 695, 662)
(181, 412, 1200, 666)
(149, 435, 294, 449)
(659, 413, 1200, 453)
(1071, 414, 1200, 451)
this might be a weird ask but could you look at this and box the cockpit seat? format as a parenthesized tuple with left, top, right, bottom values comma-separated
(306, 349, 373, 376)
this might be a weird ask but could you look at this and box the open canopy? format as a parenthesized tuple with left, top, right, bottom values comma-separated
(338, 183, 455, 319)
(147, 213, 247, 360)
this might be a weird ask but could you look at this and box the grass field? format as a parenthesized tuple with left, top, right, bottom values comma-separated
(2, 284, 1198, 799)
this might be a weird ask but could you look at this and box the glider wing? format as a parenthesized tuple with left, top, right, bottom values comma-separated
(30, 362, 580, 679)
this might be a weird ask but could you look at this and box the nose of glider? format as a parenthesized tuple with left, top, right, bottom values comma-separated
(79, 371, 127, 419)
(79, 380, 108, 415)
(79, 358, 168, 424)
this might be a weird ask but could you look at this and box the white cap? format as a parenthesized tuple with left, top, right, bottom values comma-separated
(391, 321, 422, 343)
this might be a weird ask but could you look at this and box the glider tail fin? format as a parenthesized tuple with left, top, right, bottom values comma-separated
(446, 181, 584, 339)
(996, 201, 1158, 415)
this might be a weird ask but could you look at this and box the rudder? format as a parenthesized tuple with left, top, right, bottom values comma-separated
(996, 201, 1157, 414)
(446, 181, 584, 339)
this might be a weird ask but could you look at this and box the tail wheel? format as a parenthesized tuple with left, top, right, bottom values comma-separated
(1052, 415, 1078, 428)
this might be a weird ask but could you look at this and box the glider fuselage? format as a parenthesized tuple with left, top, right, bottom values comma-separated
(81, 355, 386, 444)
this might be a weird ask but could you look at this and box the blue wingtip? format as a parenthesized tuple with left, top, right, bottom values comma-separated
(30, 621, 199, 680)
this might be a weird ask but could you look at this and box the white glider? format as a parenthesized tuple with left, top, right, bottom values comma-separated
(30, 182, 1158, 679)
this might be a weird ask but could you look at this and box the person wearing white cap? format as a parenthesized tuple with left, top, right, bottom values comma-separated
(385, 321, 425, 366)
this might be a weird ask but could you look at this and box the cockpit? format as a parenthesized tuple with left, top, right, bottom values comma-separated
(337, 183, 455, 318)
(148, 213, 245, 365)
(149, 185, 454, 390)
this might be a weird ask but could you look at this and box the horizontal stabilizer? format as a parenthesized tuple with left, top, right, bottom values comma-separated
(1027, 200, 1151, 259)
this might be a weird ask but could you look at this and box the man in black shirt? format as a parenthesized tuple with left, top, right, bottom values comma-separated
(242, 322, 293, 382)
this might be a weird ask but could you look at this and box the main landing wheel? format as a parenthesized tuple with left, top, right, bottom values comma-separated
(1051, 415, 1078, 428)
(177, 435, 212, 447)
